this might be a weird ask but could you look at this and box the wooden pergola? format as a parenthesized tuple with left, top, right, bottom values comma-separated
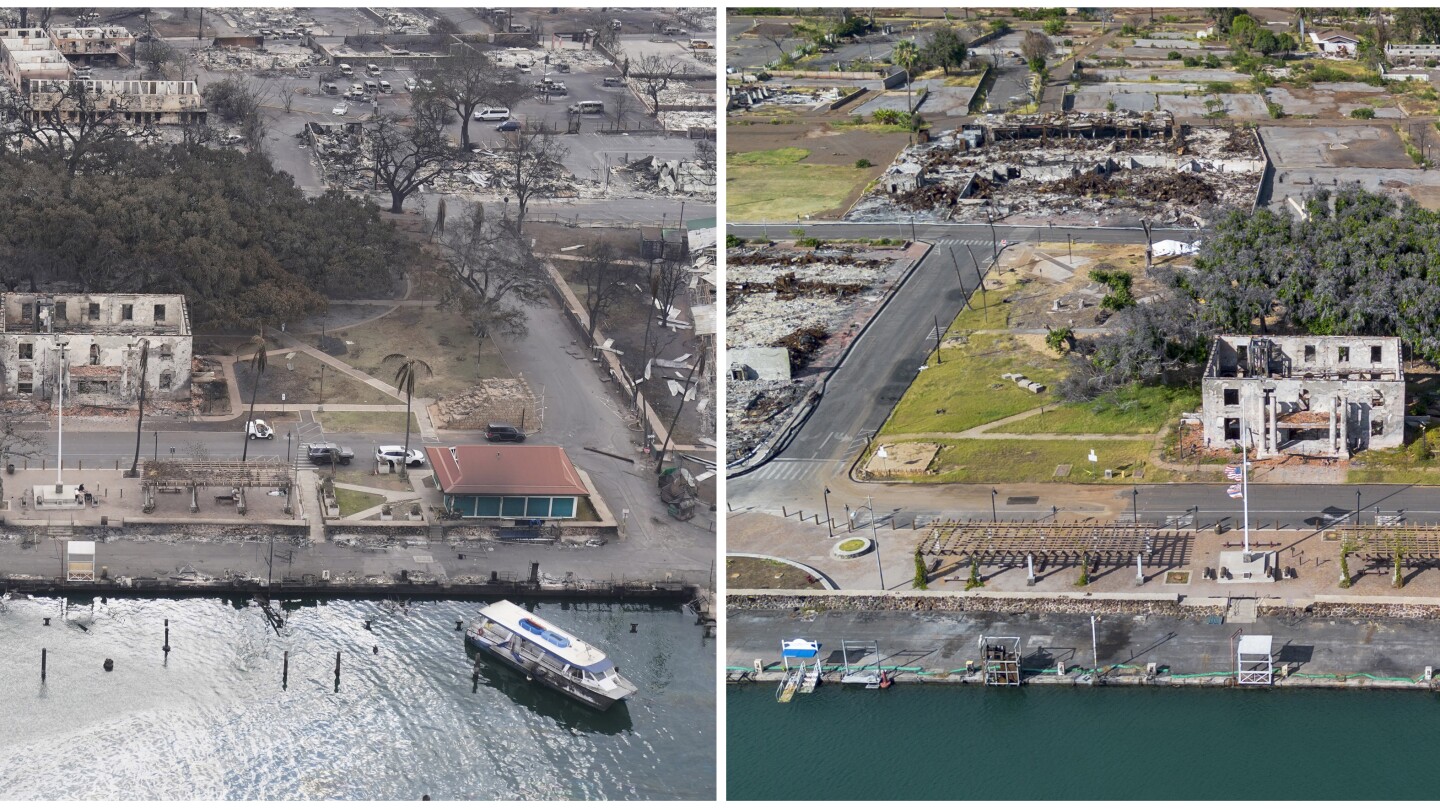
(920, 520, 1191, 569)
(139, 459, 291, 515)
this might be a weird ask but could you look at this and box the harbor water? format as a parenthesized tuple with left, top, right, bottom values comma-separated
(0, 596, 715, 800)
(728, 683, 1440, 800)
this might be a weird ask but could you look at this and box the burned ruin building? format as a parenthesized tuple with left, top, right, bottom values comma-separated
(0, 293, 192, 407)
(1201, 335, 1405, 459)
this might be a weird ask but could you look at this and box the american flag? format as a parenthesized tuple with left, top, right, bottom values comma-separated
(1227, 483, 1244, 499)
(1224, 464, 1245, 482)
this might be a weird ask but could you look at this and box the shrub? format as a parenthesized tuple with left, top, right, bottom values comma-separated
(1090, 268, 1136, 310)
(913, 550, 929, 590)
(1046, 327, 1075, 354)
(1350, 107, 1376, 119)
(855, 158, 873, 168)
(1428, 58, 1438, 68)
(1204, 54, 1221, 69)
(1266, 100, 1284, 119)
(1106, 98, 1117, 112)
(796, 237, 823, 248)
(964, 557, 985, 590)
(1166, 50, 1182, 60)
(1182, 55, 1200, 67)
(725, 234, 745, 248)
(1062, 38, 1073, 46)
(1413, 430, 1433, 462)
(1043, 18, 1065, 36)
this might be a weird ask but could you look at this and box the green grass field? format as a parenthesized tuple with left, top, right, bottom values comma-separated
(879, 331, 1063, 436)
(998, 384, 1200, 436)
(881, 439, 1164, 484)
(317, 411, 419, 434)
(335, 488, 385, 517)
(728, 147, 875, 221)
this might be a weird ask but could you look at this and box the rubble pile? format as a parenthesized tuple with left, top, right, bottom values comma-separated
(429, 378, 538, 430)
(774, 325, 829, 370)
(657, 110, 715, 132)
(728, 243, 910, 466)
(727, 272, 868, 303)
(728, 593, 1226, 618)
(848, 117, 1264, 226)
(612, 155, 716, 199)
(198, 45, 322, 72)
(373, 8, 432, 34)
(726, 379, 807, 463)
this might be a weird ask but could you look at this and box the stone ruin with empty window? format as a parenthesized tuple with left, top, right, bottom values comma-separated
(0, 293, 192, 408)
(1201, 335, 1406, 459)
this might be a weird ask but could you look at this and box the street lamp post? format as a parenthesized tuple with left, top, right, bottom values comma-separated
(1132, 487, 1139, 525)
(153, 431, 159, 462)
(990, 488, 998, 522)
(55, 341, 67, 491)
(823, 487, 833, 538)
(1355, 490, 1361, 528)
(866, 496, 884, 591)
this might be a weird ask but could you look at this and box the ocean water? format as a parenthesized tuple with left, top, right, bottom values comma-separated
(0, 596, 715, 800)
(728, 682, 1440, 800)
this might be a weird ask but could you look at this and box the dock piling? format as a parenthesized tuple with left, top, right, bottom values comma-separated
(40, 648, 46, 682)
(283, 650, 289, 690)
(334, 651, 341, 693)
(163, 619, 171, 654)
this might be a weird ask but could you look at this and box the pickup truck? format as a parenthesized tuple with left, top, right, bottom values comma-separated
(307, 442, 355, 465)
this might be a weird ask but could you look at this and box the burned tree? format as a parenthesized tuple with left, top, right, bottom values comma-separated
(632, 54, 681, 119)
(578, 241, 626, 350)
(4, 80, 130, 177)
(653, 255, 689, 328)
(368, 99, 456, 214)
(432, 201, 547, 339)
(494, 129, 569, 228)
(420, 44, 529, 151)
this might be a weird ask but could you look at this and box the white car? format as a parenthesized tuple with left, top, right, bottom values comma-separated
(376, 446, 426, 467)
(404, 77, 418, 91)
(332, 102, 349, 115)
(247, 420, 274, 439)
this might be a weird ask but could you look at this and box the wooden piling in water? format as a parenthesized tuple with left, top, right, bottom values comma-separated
(283, 650, 289, 691)
(334, 651, 341, 692)
(41, 648, 46, 682)
(163, 619, 171, 654)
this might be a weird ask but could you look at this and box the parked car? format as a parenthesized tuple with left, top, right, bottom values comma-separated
(404, 77, 418, 91)
(366, 63, 381, 76)
(484, 423, 526, 443)
(338, 63, 353, 76)
(496, 120, 522, 132)
(332, 101, 349, 115)
(376, 446, 426, 467)
(602, 76, 624, 86)
(379, 80, 391, 92)
(473, 106, 510, 121)
(246, 419, 274, 439)
(307, 442, 354, 465)
(555, 62, 570, 72)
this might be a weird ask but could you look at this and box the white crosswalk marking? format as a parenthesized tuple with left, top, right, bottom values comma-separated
(749, 458, 841, 481)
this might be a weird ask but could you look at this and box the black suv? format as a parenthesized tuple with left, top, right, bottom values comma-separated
(485, 423, 526, 443)
(307, 442, 355, 465)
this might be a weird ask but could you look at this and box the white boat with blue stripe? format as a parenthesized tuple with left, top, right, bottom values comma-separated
(465, 600, 638, 710)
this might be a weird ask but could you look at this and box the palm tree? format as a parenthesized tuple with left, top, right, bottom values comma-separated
(892, 38, 919, 115)
(128, 339, 149, 477)
(384, 353, 433, 476)
(239, 334, 268, 463)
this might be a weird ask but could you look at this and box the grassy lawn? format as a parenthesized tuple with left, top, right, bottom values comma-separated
(316, 306, 511, 398)
(317, 411, 419, 434)
(875, 439, 1164, 484)
(1348, 426, 1440, 484)
(832, 119, 914, 133)
(727, 556, 826, 589)
(728, 147, 876, 221)
(233, 352, 393, 407)
(333, 467, 414, 492)
(335, 488, 385, 517)
(998, 384, 1200, 436)
(880, 331, 1063, 436)
(942, 71, 986, 87)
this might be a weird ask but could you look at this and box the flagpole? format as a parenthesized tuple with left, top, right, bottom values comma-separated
(1241, 410, 1251, 556)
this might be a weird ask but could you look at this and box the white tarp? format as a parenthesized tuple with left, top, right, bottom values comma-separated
(1152, 239, 1200, 257)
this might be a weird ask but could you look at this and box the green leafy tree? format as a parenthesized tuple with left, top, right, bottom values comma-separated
(383, 354, 434, 476)
(892, 38, 921, 112)
(923, 26, 967, 75)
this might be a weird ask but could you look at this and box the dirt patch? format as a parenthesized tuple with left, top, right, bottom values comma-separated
(726, 555, 826, 590)
(864, 442, 940, 476)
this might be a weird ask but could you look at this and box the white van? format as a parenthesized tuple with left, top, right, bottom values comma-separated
(366, 64, 381, 76)
(473, 107, 510, 121)
(364, 79, 378, 93)
(568, 100, 604, 114)
(379, 80, 392, 93)
(322, 81, 339, 94)
(338, 63, 353, 76)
